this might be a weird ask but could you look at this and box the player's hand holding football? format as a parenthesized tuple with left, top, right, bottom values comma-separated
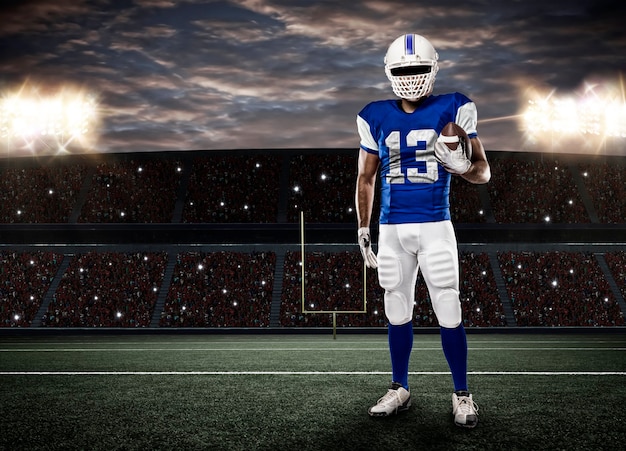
(358, 227, 378, 268)
(434, 137, 471, 175)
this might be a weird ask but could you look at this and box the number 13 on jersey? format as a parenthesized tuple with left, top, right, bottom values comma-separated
(385, 129, 439, 185)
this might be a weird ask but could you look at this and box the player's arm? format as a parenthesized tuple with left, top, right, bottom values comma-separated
(356, 148, 379, 228)
(356, 148, 380, 268)
(460, 136, 490, 184)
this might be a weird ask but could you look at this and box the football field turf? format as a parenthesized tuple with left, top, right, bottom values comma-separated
(1, 332, 625, 450)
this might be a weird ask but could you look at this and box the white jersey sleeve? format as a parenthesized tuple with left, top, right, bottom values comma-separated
(455, 101, 478, 138)
(356, 114, 379, 152)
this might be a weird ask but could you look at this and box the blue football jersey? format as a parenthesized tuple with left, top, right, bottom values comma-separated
(357, 93, 478, 224)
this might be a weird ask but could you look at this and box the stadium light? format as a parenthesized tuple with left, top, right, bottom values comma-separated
(523, 95, 626, 138)
(1, 84, 99, 155)
(521, 78, 626, 153)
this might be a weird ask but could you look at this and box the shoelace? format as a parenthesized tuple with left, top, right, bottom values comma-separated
(456, 396, 479, 416)
(377, 388, 403, 407)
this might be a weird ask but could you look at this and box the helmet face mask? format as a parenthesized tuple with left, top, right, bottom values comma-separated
(384, 34, 439, 101)
(390, 66, 432, 76)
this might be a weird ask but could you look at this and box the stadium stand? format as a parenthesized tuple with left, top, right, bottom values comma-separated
(280, 250, 385, 327)
(0, 164, 87, 223)
(604, 251, 626, 302)
(459, 252, 507, 327)
(487, 157, 590, 223)
(280, 251, 507, 328)
(0, 251, 63, 327)
(41, 252, 167, 327)
(579, 161, 626, 224)
(285, 153, 486, 224)
(183, 154, 282, 223)
(497, 251, 624, 326)
(0, 149, 624, 329)
(78, 159, 183, 223)
(159, 251, 275, 327)
(450, 176, 489, 223)
(287, 154, 359, 224)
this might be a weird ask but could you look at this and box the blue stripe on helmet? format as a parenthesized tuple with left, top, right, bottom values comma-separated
(405, 34, 414, 55)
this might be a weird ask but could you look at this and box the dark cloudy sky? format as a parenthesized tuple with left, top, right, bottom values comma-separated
(1, 0, 625, 156)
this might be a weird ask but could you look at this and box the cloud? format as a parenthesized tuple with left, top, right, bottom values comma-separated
(0, 0, 625, 156)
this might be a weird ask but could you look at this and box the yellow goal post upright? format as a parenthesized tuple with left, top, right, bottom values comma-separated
(300, 211, 368, 339)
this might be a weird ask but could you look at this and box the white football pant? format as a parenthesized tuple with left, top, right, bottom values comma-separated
(376, 221, 462, 328)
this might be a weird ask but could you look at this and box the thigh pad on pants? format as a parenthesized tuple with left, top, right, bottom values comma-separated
(378, 253, 414, 325)
(420, 245, 461, 328)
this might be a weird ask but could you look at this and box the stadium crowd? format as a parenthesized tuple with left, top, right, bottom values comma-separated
(0, 165, 86, 223)
(459, 252, 507, 327)
(0, 151, 625, 329)
(498, 251, 624, 326)
(160, 251, 275, 327)
(78, 160, 183, 223)
(604, 251, 626, 302)
(0, 249, 624, 328)
(0, 152, 624, 225)
(41, 252, 167, 327)
(286, 154, 488, 224)
(280, 250, 385, 327)
(579, 162, 626, 224)
(487, 158, 589, 223)
(449, 177, 488, 223)
(279, 251, 507, 328)
(182, 155, 281, 223)
(287, 154, 360, 223)
(0, 251, 63, 327)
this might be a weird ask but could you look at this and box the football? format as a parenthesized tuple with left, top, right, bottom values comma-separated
(440, 122, 472, 159)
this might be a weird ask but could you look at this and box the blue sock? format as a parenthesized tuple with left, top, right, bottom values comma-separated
(440, 324, 468, 392)
(388, 321, 413, 390)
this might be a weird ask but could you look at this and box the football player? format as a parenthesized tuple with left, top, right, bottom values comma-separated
(355, 33, 490, 428)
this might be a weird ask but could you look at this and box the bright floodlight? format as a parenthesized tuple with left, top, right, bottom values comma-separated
(522, 82, 626, 140)
(524, 96, 626, 138)
(1, 85, 99, 154)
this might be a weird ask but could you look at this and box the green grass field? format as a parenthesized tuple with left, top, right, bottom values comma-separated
(1, 332, 625, 450)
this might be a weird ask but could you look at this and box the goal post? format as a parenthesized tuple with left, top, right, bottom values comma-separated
(299, 211, 368, 339)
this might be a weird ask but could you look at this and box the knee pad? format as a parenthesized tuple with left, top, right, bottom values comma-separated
(432, 288, 462, 328)
(384, 290, 413, 325)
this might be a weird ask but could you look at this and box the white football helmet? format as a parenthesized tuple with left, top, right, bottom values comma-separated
(384, 34, 439, 101)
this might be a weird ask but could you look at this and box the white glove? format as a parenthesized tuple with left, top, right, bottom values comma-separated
(434, 138, 471, 175)
(358, 227, 378, 268)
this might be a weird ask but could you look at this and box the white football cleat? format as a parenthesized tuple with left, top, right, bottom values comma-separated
(368, 382, 411, 417)
(452, 391, 479, 428)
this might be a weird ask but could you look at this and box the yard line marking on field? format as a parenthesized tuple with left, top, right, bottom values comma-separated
(1, 347, 625, 352)
(1, 347, 393, 352)
(1, 339, 624, 347)
(1, 371, 625, 376)
(2, 340, 619, 343)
